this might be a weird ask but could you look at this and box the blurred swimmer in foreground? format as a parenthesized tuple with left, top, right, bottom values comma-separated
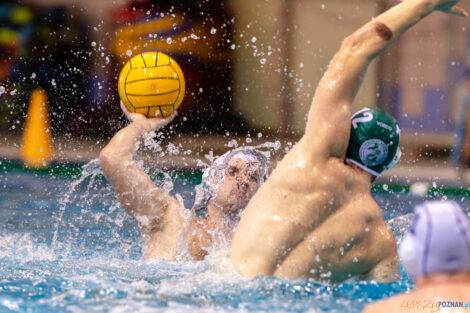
(362, 200, 470, 313)
(231, 0, 467, 283)
(100, 102, 269, 260)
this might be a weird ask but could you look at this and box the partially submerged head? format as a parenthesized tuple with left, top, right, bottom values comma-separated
(346, 107, 401, 178)
(399, 200, 470, 282)
(193, 148, 269, 218)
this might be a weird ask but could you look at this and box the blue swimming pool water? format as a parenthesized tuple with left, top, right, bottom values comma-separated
(0, 159, 467, 313)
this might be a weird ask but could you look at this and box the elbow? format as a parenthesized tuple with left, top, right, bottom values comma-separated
(341, 35, 357, 50)
(336, 35, 365, 62)
(99, 149, 110, 167)
(341, 33, 364, 54)
(99, 149, 118, 172)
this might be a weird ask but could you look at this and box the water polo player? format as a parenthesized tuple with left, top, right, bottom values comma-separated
(231, 0, 466, 283)
(362, 200, 470, 313)
(99, 102, 269, 260)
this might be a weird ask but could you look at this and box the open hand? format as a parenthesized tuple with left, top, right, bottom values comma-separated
(433, 0, 468, 17)
(120, 100, 176, 132)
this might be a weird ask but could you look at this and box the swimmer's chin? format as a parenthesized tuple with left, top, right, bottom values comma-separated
(345, 160, 377, 183)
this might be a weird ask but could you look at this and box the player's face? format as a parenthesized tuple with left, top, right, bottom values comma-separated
(213, 158, 261, 214)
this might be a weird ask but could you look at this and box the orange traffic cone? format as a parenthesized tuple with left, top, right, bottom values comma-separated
(21, 88, 53, 168)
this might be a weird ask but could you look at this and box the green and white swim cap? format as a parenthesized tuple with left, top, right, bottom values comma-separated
(345, 107, 401, 176)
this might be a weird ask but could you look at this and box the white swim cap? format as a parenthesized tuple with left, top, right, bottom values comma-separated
(399, 232, 417, 278)
(192, 148, 269, 212)
(399, 200, 470, 279)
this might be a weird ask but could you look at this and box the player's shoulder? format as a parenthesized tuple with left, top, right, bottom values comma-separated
(361, 294, 408, 313)
(361, 301, 383, 313)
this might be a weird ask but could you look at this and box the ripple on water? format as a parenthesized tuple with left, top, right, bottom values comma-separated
(0, 163, 429, 313)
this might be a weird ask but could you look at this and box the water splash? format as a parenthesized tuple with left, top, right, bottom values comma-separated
(50, 158, 103, 252)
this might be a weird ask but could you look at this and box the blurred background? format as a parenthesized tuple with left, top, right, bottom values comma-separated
(2, 0, 470, 182)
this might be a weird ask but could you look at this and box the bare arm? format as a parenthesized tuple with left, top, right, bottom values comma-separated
(303, 0, 467, 159)
(99, 102, 179, 232)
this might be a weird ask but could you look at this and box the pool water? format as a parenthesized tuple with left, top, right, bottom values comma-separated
(0, 159, 468, 313)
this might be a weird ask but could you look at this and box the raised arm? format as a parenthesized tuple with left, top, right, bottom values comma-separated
(303, 0, 466, 159)
(99, 102, 180, 232)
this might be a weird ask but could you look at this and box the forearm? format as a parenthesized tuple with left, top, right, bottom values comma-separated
(99, 123, 174, 229)
(101, 122, 147, 162)
(351, 0, 436, 61)
(312, 0, 440, 110)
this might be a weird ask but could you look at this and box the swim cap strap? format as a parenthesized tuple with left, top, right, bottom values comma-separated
(345, 158, 381, 177)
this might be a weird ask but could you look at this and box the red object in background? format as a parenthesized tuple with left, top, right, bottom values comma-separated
(111, 6, 136, 25)
(0, 59, 12, 82)
(0, 29, 20, 82)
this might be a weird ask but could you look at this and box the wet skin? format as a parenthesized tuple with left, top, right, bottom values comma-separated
(362, 272, 470, 313)
(230, 0, 467, 283)
(100, 118, 263, 261)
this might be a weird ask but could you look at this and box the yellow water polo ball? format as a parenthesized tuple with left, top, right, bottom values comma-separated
(118, 51, 185, 118)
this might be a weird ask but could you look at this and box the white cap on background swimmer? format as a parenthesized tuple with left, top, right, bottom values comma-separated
(399, 200, 470, 279)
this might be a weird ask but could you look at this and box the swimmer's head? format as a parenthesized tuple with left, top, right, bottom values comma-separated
(192, 149, 269, 216)
(345, 107, 401, 177)
(399, 200, 470, 280)
(213, 156, 262, 213)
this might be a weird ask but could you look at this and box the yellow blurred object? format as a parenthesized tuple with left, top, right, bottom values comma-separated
(111, 14, 227, 63)
(10, 7, 33, 25)
(0, 28, 19, 46)
(118, 51, 185, 118)
(21, 88, 53, 168)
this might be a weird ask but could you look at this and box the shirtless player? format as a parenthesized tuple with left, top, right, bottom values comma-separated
(231, 0, 467, 283)
(362, 200, 470, 313)
(100, 102, 268, 261)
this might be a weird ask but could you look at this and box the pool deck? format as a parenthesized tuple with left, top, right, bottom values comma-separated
(1, 132, 468, 187)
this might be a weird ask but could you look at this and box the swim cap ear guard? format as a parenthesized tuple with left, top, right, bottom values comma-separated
(345, 107, 401, 176)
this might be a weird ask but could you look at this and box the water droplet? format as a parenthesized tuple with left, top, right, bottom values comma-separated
(166, 37, 172, 44)
(0, 86, 5, 96)
(210, 27, 217, 34)
(126, 50, 132, 56)
(251, 36, 257, 43)
(190, 33, 200, 40)
(260, 58, 266, 64)
(230, 44, 236, 50)
(91, 41, 96, 47)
